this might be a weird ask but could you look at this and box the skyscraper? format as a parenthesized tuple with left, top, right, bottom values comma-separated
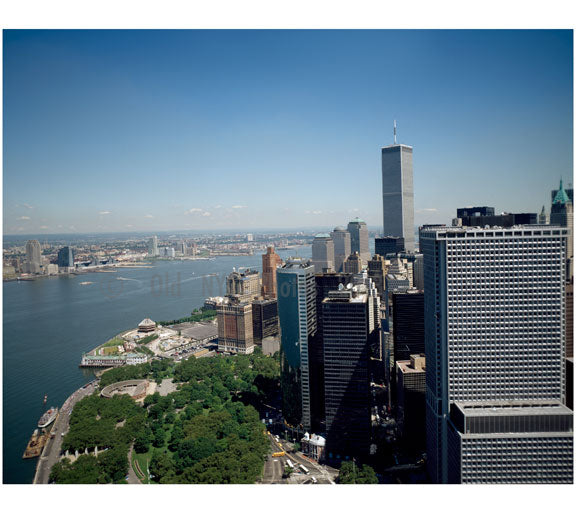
(375, 236, 405, 257)
(421, 225, 570, 484)
(57, 246, 74, 269)
(331, 227, 351, 272)
(311, 272, 355, 429)
(261, 246, 282, 298)
(322, 283, 376, 459)
(25, 239, 42, 274)
(347, 218, 370, 264)
(148, 235, 158, 257)
(392, 290, 425, 363)
(381, 128, 414, 252)
(311, 233, 335, 273)
(277, 258, 317, 430)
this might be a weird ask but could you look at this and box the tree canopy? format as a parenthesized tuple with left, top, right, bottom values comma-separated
(50, 350, 280, 484)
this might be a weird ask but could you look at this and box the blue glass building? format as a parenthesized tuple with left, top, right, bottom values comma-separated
(277, 258, 316, 430)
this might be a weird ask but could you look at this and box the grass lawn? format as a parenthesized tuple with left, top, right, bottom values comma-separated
(132, 448, 153, 483)
(103, 337, 125, 347)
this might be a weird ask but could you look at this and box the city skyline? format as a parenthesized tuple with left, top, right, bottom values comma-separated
(3, 29, 573, 235)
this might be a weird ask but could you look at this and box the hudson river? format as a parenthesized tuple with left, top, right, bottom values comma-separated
(3, 248, 310, 483)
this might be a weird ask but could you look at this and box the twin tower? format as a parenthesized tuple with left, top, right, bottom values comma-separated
(381, 124, 414, 252)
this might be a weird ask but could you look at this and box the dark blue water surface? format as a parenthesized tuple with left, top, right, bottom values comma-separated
(3, 248, 310, 484)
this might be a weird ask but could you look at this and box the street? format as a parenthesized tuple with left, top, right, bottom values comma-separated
(259, 433, 338, 484)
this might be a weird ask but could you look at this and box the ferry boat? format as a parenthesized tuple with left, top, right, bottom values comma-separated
(38, 407, 58, 428)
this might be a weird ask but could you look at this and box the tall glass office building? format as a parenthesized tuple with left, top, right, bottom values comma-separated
(420, 225, 572, 483)
(277, 258, 316, 430)
(57, 246, 74, 268)
(381, 144, 414, 252)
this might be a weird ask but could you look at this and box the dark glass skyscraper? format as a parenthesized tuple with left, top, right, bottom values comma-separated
(375, 236, 405, 257)
(322, 285, 376, 459)
(57, 246, 74, 268)
(392, 290, 425, 363)
(277, 258, 316, 430)
(310, 272, 354, 430)
(251, 299, 279, 344)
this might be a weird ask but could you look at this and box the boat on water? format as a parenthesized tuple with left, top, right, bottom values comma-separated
(22, 429, 50, 459)
(43, 394, 47, 404)
(38, 407, 58, 428)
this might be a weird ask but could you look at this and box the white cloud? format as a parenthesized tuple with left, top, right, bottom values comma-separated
(231, 205, 247, 209)
(18, 203, 34, 210)
(416, 208, 439, 213)
(185, 208, 204, 214)
(305, 210, 323, 215)
(39, 225, 49, 230)
(144, 214, 154, 219)
(214, 205, 222, 209)
(99, 211, 111, 215)
(201, 212, 212, 217)
(17, 216, 31, 220)
(125, 224, 134, 228)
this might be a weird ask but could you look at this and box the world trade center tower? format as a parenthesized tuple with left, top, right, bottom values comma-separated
(381, 126, 414, 252)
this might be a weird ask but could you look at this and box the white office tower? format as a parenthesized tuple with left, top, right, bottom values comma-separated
(381, 124, 414, 252)
(312, 233, 335, 273)
(331, 226, 351, 272)
(421, 225, 572, 484)
(148, 235, 159, 257)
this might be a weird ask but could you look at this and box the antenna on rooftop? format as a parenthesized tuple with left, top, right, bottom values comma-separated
(393, 120, 397, 144)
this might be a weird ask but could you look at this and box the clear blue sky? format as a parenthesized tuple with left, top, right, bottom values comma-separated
(3, 29, 573, 234)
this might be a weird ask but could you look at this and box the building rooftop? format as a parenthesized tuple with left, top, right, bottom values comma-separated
(281, 257, 313, 269)
(553, 179, 570, 205)
(396, 356, 426, 373)
(382, 143, 413, 150)
(420, 225, 569, 238)
(453, 401, 572, 417)
(138, 318, 156, 327)
(178, 322, 218, 341)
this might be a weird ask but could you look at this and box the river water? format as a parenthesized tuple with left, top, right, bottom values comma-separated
(2, 248, 310, 484)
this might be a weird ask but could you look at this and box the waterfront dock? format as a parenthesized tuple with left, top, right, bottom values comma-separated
(33, 380, 99, 484)
(23, 429, 52, 459)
